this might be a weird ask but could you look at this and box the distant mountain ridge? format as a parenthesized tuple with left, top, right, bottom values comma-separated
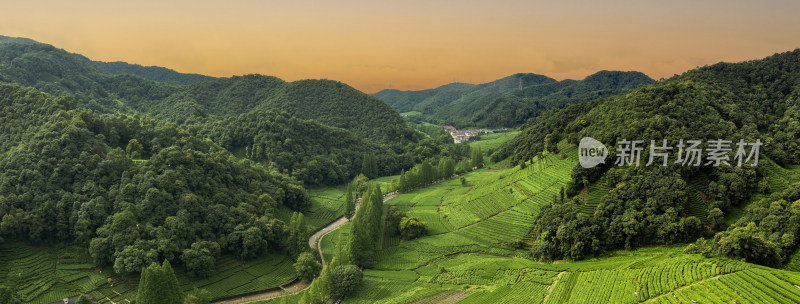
(375, 71, 654, 128)
(0, 35, 418, 145)
(1, 35, 216, 85)
(90, 60, 216, 85)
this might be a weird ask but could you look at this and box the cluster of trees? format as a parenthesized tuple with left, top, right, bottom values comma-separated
(132, 258, 214, 304)
(375, 71, 653, 128)
(534, 167, 702, 261)
(193, 111, 386, 185)
(710, 183, 800, 267)
(525, 49, 800, 261)
(348, 183, 384, 267)
(0, 83, 312, 278)
(397, 158, 454, 191)
(136, 260, 184, 304)
(396, 148, 483, 192)
(385, 207, 428, 239)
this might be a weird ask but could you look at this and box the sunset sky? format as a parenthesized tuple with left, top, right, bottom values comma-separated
(2, 0, 799, 93)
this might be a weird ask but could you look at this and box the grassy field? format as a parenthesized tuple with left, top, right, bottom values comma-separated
(467, 130, 519, 167)
(401, 111, 423, 117)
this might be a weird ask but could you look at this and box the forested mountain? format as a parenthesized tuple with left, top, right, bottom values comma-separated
(496, 49, 800, 265)
(0, 82, 310, 275)
(190, 111, 436, 185)
(91, 60, 216, 85)
(0, 36, 436, 186)
(0, 37, 422, 145)
(0, 36, 450, 283)
(374, 71, 653, 127)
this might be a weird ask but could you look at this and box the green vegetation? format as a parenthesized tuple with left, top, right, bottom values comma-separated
(375, 71, 653, 128)
(398, 217, 428, 239)
(0, 37, 442, 187)
(3, 34, 800, 304)
(294, 252, 321, 283)
(330, 265, 363, 297)
(467, 130, 520, 165)
(0, 82, 308, 277)
(137, 260, 184, 304)
(0, 242, 297, 303)
(91, 60, 216, 85)
(495, 49, 800, 264)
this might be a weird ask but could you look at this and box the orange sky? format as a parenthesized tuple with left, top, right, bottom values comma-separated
(2, 0, 800, 93)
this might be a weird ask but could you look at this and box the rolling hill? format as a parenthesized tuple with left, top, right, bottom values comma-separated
(0, 35, 421, 146)
(498, 49, 800, 265)
(374, 71, 653, 127)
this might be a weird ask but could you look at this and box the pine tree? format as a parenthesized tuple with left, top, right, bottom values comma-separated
(296, 213, 308, 254)
(348, 183, 384, 267)
(288, 212, 300, 257)
(345, 185, 355, 218)
(161, 260, 185, 304)
(136, 262, 158, 304)
(137, 260, 185, 304)
(398, 170, 406, 191)
(288, 212, 308, 257)
(361, 153, 378, 179)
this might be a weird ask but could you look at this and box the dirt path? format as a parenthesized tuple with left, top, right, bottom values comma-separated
(309, 216, 349, 268)
(215, 281, 309, 304)
(214, 192, 397, 304)
(542, 271, 567, 303)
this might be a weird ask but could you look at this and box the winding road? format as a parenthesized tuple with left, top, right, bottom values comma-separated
(215, 192, 397, 304)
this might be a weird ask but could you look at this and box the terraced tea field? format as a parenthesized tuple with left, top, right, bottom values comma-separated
(332, 245, 800, 304)
(0, 242, 297, 304)
(321, 140, 800, 303)
(0, 186, 349, 303)
(0, 243, 104, 304)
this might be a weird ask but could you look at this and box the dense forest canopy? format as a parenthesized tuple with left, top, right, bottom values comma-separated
(190, 110, 441, 185)
(0, 82, 311, 275)
(0, 36, 438, 186)
(374, 71, 654, 128)
(500, 49, 800, 264)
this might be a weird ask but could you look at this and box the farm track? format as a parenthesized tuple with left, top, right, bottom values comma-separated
(214, 192, 398, 304)
(542, 271, 567, 303)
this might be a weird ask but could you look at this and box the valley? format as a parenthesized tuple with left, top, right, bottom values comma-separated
(1, 34, 800, 304)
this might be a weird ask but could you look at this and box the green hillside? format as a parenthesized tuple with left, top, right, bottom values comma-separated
(374, 71, 653, 127)
(90, 60, 216, 85)
(498, 49, 800, 265)
(0, 37, 422, 146)
(296, 137, 800, 304)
